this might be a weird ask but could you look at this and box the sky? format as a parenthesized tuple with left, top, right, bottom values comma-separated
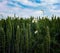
(0, 0, 60, 18)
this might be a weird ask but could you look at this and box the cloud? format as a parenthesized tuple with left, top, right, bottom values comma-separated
(50, 9, 60, 13)
(0, 0, 44, 18)
(42, 0, 60, 4)
(16, 0, 40, 6)
(0, 0, 60, 18)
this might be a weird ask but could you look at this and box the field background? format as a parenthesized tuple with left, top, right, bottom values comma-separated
(0, 16, 60, 53)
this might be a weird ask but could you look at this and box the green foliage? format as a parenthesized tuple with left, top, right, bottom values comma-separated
(0, 16, 60, 53)
(15, 25, 20, 53)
